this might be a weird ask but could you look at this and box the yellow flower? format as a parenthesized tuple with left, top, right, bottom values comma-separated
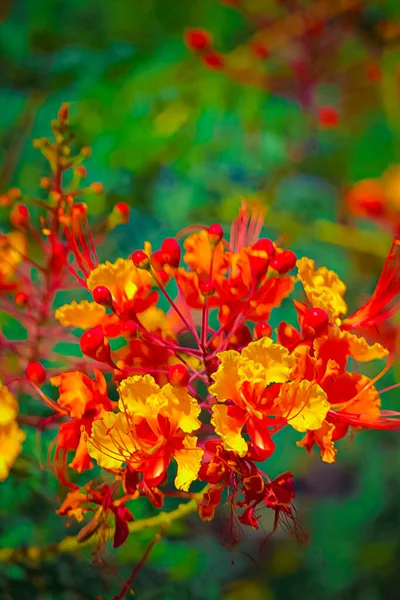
(55, 300, 106, 329)
(314, 327, 389, 363)
(211, 404, 248, 456)
(277, 380, 330, 433)
(89, 375, 203, 490)
(0, 382, 19, 426)
(297, 257, 347, 321)
(0, 421, 25, 481)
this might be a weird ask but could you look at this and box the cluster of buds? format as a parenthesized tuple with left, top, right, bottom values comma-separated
(1, 109, 400, 586)
(184, 0, 384, 131)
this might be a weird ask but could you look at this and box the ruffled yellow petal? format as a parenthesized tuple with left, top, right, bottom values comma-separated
(277, 380, 330, 432)
(209, 350, 241, 402)
(239, 337, 292, 385)
(211, 404, 248, 456)
(87, 258, 151, 301)
(55, 300, 106, 329)
(88, 412, 135, 470)
(138, 306, 171, 335)
(340, 329, 389, 361)
(0, 421, 25, 481)
(161, 384, 201, 433)
(297, 257, 347, 321)
(174, 436, 203, 491)
(118, 374, 162, 415)
(0, 383, 18, 426)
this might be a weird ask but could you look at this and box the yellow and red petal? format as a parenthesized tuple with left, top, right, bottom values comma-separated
(277, 380, 329, 432)
(211, 404, 248, 456)
(173, 435, 204, 491)
(55, 300, 106, 330)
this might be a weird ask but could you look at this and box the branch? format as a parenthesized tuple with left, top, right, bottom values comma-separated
(0, 487, 207, 564)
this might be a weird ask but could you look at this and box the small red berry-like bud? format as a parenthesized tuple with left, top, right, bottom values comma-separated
(199, 279, 215, 298)
(302, 308, 329, 339)
(10, 204, 30, 228)
(81, 146, 92, 158)
(184, 28, 212, 51)
(252, 238, 275, 257)
(80, 326, 115, 367)
(92, 285, 113, 307)
(26, 362, 46, 385)
(121, 321, 138, 338)
(254, 322, 272, 339)
(207, 223, 224, 246)
(40, 177, 52, 189)
(251, 42, 269, 59)
(58, 103, 69, 123)
(131, 250, 151, 270)
(15, 291, 29, 307)
(161, 238, 181, 268)
(168, 364, 190, 387)
(269, 250, 297, 274)
(8, 188, 21, 200)
(151, 249, 166, 270)
(115, 203, 130, 223)
(318, 106, 339, 128)
(90, 182, 104, 194)
(75, 166, 87, 178)
(202, 52, 224, 69)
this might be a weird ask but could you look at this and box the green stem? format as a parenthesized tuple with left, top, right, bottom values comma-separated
(0, 487, 207, 564)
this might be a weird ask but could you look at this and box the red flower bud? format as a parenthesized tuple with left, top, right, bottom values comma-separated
(207, 223, 224, 246)
(58, 103, 69, 123)
(15, 291, 29, 307)
(161, 238, 181, 268)
(277, 322, 301, 350)
(168, 364, 190, 387)
(302, 308, 329, 339)
(199, 279, 215, 298)
(269, 250, 297, 274)
(26, 362, 46, 385)
(80, 326, 115, 367)
(75, 166, 87, 178)
(115, 202, 130, 223)
(319, 106, 339, 128)
(90, 182, 104, 194)
(10, 204, 30, 228)
(202, 52, 224, 70)
(151, 249, 166, 270)
(184, 28, 212, 51)
(92, 285, 113, 307)
(254, 322, 272, 339)
(131, 250, 150, 270)
(252, 238, 275, 257)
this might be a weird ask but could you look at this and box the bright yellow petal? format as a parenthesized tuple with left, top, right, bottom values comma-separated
(209, 350, 241, 402)
(0, 383, 18, 426)
(88, 412, 135, 470)
(211, 404, 248, 456)
(54, 300, 106, 329)
(278, 380, 330, 432)
(87, 258, 151, 302)
(239, 337, 292, 385)
(161, 384, 201, 433)
(174, 436, 203, 491)
(0, 421, 25, 481)
(138, 306, 171, 335)
(340, 329, 389, 361)
(118, 374, 162, 415)
(297, 257, 347, 321)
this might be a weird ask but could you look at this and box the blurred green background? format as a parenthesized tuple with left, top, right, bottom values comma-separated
(1, 0, 400, 598)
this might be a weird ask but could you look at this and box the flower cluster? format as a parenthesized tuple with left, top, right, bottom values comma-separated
(1, 107, 400, 558)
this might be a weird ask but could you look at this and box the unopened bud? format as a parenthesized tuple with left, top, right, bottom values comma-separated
(80, 326, 116, 367)
(269, 250, 297, 274)
(302, 308, 329, 339)
(75, 166, 87, 178)
(207, 223, 224, 246)
(90, 182, 104, 194)
(10, 204, 30, 228)
(58, 103, 70, 123)
(40, 177, 52, 189)
(199, 279, 215, 298)
(161, 238, 181, 268)
(26, 362, 46, 385)
(15, 291, 29, 307)
(168, 364, 190, 387)
(121, 321, 138, 338)
(131, 250, 151, 270)
(254, 322, 272, 339)
(92, 286, 113, 308)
